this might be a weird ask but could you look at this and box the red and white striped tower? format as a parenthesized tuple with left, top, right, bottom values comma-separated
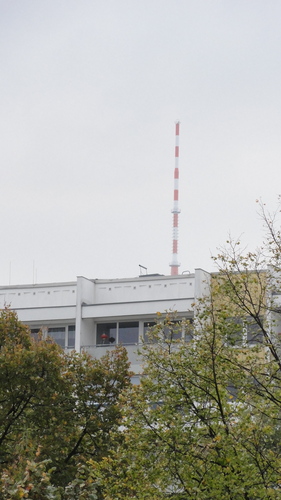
(170, 121, 181, 275)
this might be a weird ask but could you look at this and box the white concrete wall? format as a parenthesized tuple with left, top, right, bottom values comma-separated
(82, 298, 194, 321)
(16, 306, 76, 323)
(93, 275, 195, 304)
(194, 268, 211, 299)
(0, 283, 77, 309)
(75, 277, 95, 350)
(76, 276, 95, 304)
(79, 318, 95, 346)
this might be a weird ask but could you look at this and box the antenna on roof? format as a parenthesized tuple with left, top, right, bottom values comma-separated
(170, 121, 181, 275)
(139, 264, 147, 275)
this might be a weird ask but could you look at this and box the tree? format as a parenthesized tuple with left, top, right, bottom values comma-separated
(92, 201, 281, 499)
(0, 308, 131, 498)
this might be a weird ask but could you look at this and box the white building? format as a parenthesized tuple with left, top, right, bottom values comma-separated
(0, 269, 210, 374)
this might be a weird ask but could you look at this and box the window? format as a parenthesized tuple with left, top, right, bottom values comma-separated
(163, 320, 182, 341)
(30, 325, 75, 349)
(97, 323, 117, 345)
(226, 317, 263, 346)
(226, 318, 244, 346)
(119, 322, 138, 344)
(67, 325, 76, 348)
(30, 328, 41, 341)
(131, 375, 141, 385)
(184, 319, 194, 342)
(245, 319, 263, 345)
(97, 319, 193, 346)
(48, 327, 66, 348)
(97, 322, 139, 345)
(143, 322, 157, 343)
(143, 320, 193, 343)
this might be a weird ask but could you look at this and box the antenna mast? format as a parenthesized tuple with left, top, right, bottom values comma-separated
(170, 121, 181, 275)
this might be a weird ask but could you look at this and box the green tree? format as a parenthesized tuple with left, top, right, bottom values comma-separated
(92, 202, 281, 499)
(0, 309, 131, 497)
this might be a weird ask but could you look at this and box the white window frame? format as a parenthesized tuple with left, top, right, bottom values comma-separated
(30, 324, 76, 349)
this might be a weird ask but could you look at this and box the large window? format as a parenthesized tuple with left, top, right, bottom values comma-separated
(163, 320, 182, 341)
(246, 320, 263, 345)
(184, 319, 194, 342)
(119, 322, 139, 344)
(226, 317, 263, 346)
(96, 323, 117, 345)
(30, 328, 41, 342)
(48, 327, 66, 347)
(143, 320, 193, 343)
(143, 322, 157, 343)
(30, 325, 75, 349)
(226, 318, 244, 346)
(97, 322, 138, 345)
(96, 319, 193, 346)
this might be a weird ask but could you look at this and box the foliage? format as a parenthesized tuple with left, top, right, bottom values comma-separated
(1, 452, 60, 500)
(92, 200, 281, 499)
(3, 201, 281, 498)
(0, 309, 131, 497)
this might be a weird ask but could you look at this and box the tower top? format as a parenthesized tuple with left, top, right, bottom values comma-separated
(170, 122, 181, 275)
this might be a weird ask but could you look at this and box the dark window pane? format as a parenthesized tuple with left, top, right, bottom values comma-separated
(227, 383, 238, 400)
(68, 325, 75, 348)
(226, 318, 243, 346)
(48, 327, 66, 347)
(97, 323, 117, 345)
(119, 322, 139, 344)
(184, 319, 194, 342)
(247, 320, 263, 345)
(30, 328, 40, 341)
(143, 322, 156, 343)
(164, 320, 182, 341)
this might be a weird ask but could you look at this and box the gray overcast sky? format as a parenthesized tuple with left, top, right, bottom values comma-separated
(1, 0, 281, 284)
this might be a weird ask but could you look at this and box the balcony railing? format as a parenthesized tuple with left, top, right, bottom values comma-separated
(80, 343, 142, 369)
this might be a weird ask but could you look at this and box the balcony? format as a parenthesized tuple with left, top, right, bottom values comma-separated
(80, 343, 142, 374)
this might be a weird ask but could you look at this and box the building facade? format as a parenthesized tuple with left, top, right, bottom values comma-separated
(0, 269, 210, 374)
